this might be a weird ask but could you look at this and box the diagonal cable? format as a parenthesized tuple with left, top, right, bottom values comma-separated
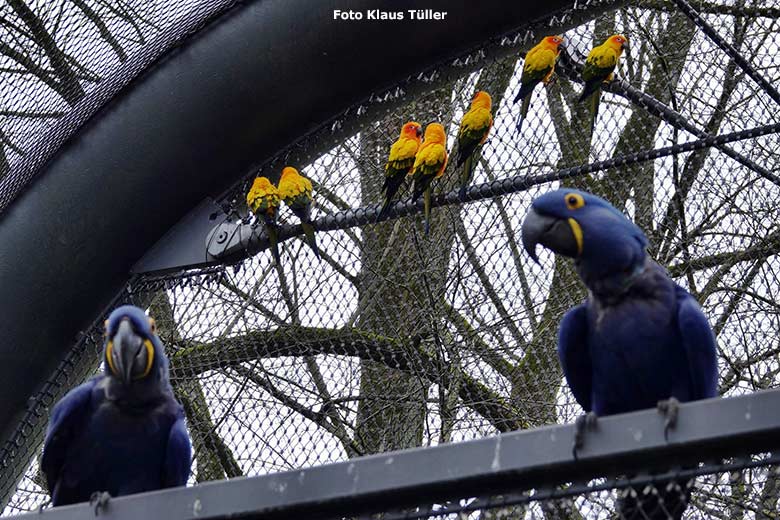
(672, 0, 780, 108)
(556, 51, 780, 187)
(212, 121, 780, 261)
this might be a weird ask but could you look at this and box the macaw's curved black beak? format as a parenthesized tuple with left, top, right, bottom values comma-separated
(521, 207, 581, 263)
(416, 126, 423, 138)
(110, 319, 149, 385)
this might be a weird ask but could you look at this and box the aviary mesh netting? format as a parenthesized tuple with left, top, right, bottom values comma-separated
(327, 456, 780, 519)
(3, 0, 780, 518)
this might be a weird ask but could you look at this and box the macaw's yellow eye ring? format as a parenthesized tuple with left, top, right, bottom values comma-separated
(565, 193, 585, 210)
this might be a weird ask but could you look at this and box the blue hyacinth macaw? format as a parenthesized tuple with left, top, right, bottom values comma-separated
(41, 305, 191, 509)
(522, 189, 718, 519)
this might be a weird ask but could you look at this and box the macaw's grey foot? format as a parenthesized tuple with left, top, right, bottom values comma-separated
(658, 397, 681, 441)
(89, 491, 111, 516)
(572, 411, 598, 460)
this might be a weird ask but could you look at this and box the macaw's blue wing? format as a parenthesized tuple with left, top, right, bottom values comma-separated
(41, 379, 97, 496)
(676, 288, 718, 400)
(558, 304, 592, 412)
(163, 413, 192, 487)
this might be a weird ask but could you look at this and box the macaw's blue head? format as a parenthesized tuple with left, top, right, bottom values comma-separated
(104, 305, 167, 387)
(521, 189, 648, 291)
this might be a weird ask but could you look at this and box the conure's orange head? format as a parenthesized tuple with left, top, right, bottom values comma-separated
(471, 90, 492, 110)
(422, 123, 446, 144)
(280, 166, 300, 181)
(606, 34, 629, 51)
(401, 121, 423, 140)
(543, 35, 564, 48)
(251, 176, 276, 194)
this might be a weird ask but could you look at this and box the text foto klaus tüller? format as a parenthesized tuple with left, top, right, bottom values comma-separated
(333, 9, 448, 21)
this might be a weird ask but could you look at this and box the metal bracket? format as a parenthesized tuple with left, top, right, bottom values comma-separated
(204, 220, 270, 264)
(131, 198, 230, 275)
(132, 197, 282, 275)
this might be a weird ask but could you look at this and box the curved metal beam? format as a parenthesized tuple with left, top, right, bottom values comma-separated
(0, 0, 583, 449)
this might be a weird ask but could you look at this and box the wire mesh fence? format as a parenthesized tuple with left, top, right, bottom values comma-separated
(2, 0, 780, 518)
(346, 455, 780, 520)
(0, 0, 238, 210)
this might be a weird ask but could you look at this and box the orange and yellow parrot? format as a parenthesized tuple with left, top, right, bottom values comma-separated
(409, 123, 448, 235)
(454, 91, 492, 198)
(578, 34, 629, 133)
(278, 166, 320, 259)
(379, 121, 423, 219)
(514, 35, 564, 131)
(247, 176, 282, 263)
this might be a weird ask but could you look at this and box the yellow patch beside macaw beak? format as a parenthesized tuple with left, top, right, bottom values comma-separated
(567, 218, 584, 256)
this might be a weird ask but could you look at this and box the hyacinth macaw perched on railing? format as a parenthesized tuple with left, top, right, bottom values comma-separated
(41, 305, 191, 511)
(522, 189, 718, 520)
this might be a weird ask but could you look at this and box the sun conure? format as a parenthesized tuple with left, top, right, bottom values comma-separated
(379, 121, 423, 219)
(247, 176, 282, 264)
(514, 35, 564, 131)
(454, 90, 493, 199)
(409, 123, 448, 235)
(278, 166, 320, 259)
(578, 34, 629, 134)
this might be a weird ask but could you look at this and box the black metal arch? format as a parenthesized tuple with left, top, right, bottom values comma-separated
(0, 0, 592, 452)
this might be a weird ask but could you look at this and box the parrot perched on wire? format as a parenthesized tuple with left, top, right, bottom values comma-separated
(514, 35, 564, 131)
(379, 121, 423, 219)
(278, 166, 320, 259)
(41, 305, 191, 509)
(578, 34, 629, 133)
(247, 176, 281, 264)
(409, 122, 448, 235)
(454, 90, 493, 199)
(521, 189, 718, 520)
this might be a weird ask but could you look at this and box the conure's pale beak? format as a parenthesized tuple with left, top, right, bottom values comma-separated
(521, 207, 582, 263)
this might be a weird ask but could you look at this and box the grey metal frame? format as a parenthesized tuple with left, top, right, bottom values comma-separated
(19, 389, 780, 519)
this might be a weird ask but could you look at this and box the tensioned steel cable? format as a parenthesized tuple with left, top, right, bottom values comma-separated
(219, 121, 780, 259)
(673, 0, 780, 108)
(555, 50, 780, 188)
